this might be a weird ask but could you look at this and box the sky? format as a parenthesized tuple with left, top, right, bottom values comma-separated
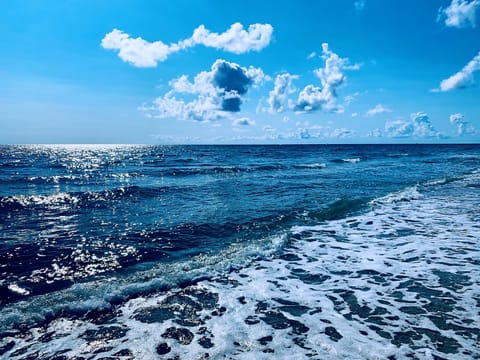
(1, 0, 480, 144)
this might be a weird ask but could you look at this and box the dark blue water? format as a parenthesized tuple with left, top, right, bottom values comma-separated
(0, 144, 479, 359)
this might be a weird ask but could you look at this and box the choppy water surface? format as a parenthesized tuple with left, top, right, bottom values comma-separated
(0, 144, 479, 359)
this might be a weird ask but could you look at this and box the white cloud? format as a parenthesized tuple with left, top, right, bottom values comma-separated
(102, 23, 274, 67)
(262, 125, 276, 133)
(436, 51, 480, 91)
(298, 128, 312, 139)
(267, 73, 299, 113)
(142, 59, 265, 121)
(351, 112, 358, 117)
(355, 0, 366, 11)
(368, 128, 382, 138)
(410, 112, 437, 137)
(365, 104, 392, 117)
(450, 113, 464, 123)
(190, 23, 273, 54)
(438, 0, 480, 28)
(344, 92, 360, 105)
(449, 113, 476, 135)
(384, 112, 439, 138)
(146, 93, 222, 122)
(330, 128, 354, 138)
(384, 120, 415, 138)
(295, 43, 360, 113)
(101, 29, 178, 68)
(233, 117, 256, 126)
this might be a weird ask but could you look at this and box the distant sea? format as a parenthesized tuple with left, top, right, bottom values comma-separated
(0, 144, 479, 359)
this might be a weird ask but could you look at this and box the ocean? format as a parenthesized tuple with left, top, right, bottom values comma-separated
(0, 144, 479, 359)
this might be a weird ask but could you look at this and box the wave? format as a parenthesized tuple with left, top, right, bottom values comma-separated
(293, 163, 326, 169)
(0, 185, 169, 212)
(308, 198, 368, 221)
(0, 173, 144, 187)
(150, 163, 327, 177)
(369, 185, 422, 205)
(1, 171, 475, 336)
(447, 155, 480, 163)
(0, 231, 289, 336)
(158, 164, 292, 177)
(386, 153, 409, 158)
(0, 192, 81, 211)
(330, 158, 361, 164)
(306, 172, 474, 223)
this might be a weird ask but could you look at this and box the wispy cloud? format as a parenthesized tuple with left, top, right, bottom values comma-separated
(435, 51, 480, 91)
(354, 0, 366, 11)
(438, 0, 480, 28)
(344, 92, 360, 106)
(450, 113, 476, 135)
(141, 59, 267, 121)
(365, 104, 392, 117)
(257, 124, 356, 141)
(329, 127, 355, 139)
(101, 23, 273, 67)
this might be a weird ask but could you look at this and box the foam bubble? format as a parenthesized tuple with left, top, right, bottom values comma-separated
(7, 284, 30, 296)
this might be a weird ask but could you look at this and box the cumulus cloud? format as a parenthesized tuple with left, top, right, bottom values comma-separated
(384, 112, 439, 138)
(142, 59, 265, 121)
(409, 112, 437, 137)
(101, 29, 177, 68)
(365, 104, 392, 117)
(384, 120, 415, 138)
(449, 113, 475, 135)
(436, 51, 480, 91)
(295, 43, 360, 113)
(438, 0, 480, 28)
(233, 117, 256, 126)
(101, 23, 273, 67)
(450, 113, 465, 123)
(189, 23, 273, 54)
(267, 73, 299, 113)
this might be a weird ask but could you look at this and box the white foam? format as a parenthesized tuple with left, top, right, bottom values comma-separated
(7, 284, 30, 296)
(369, 185, 422, 205)
(2, 180, 479, 359)
(298, 163, 326, 169)
(343, 158, 361, 163)
(0, 232, 289, 336)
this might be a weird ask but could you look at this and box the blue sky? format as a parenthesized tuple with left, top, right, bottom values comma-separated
(1, 0, 480, 144)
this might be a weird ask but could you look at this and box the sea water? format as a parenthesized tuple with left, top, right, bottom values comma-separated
(0, 144, 479, 359)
